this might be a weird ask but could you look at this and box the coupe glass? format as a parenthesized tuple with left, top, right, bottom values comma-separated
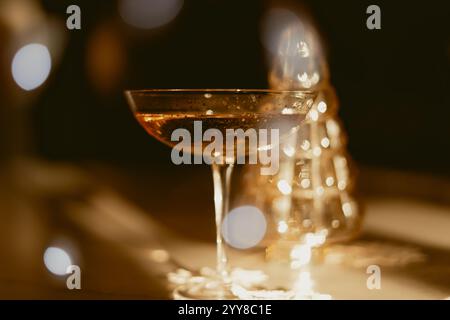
(125, 89, 316, 299)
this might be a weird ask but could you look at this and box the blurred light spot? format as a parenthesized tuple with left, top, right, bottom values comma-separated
(260, 7, 300, 54)
(313, 146, 321, 157)
(338, 180, 347, 190)
(337, 157, 347, 167)
(222, 206, 267, 249)
(283, 145, 295, 157)
(0, 0, 45, 33)
(326, 119, 340, 136)
(297, 72, 308, 82)
(325, 176, 334, 186)
(315, 186, 324, 196)
(204, 93, 212, 98)
(273, 197, 290, 213)
(87, 23, 126, 94)
(277, 179, 292, 195)
(317, 101, 327, 113)
(321, 137, 330, 148)
(149, 249, 169, 263)
(293, 271, 332, 299)
(302, 219, 312, 228)
(277, 220, 288, 233)
(282, 107, 294, 114)
(300, 178, 310, 189)
(309, 110, 319, 121)
(12, 43, 51, 91)
(301, 140, 310, 151)
(43, 247, 72, 276)
(231, 268, 268, 289)
(293, 271, 313, 295)
(290, 244, 311, 267)
(305, 230, 327, 247)
(342, 202, 353, 217)
(332, 219, 340, 228)
(119, 0, 183, 29)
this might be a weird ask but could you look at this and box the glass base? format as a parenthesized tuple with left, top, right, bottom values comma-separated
(169, 267, 271, 300)
(173, 281, 236, 300)
(169, 267, 331, 300)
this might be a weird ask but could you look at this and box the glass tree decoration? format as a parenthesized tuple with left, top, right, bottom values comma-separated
(269, 22, 362, 247)
(240, 20, 361, 258)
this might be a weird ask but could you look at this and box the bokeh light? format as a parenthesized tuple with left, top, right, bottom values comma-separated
(43, 247, 72, 276)
(87, 23, 126, 94)
(260, 8, 301, 55)
(119, 0, 184, 29)
(11, 43, 51, 91)
(277, 179, 292, 195)
(222, 206, 267, 249)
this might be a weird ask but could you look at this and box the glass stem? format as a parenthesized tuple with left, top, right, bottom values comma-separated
(211, 162, 233, 280)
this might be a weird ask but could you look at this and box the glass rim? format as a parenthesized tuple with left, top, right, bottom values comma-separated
(124, 88, 316, 95)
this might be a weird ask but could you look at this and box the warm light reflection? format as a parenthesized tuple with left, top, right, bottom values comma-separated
(302, 219, 312, 228)
(342, 202, 353, 217)
(222, 206, 267, 249)
(283, 145, 295, 157)
(326, 119, 340, 136)
(312, 146, 321, 157)
(149, 249, 169, 263)
(0, 0, 45, 33)
(309, 110, 319, 121)
(277, 220, 288, 233)
(43, 247, 72, 276)
(317, 101, 327, 113)
(293, 271, 332, 300)
(119, 0, 184, 29)
(273, 197, 290, 213)
(87, 23, 126, 94)
(304, 230, 327, 247)
(277, 179, 292, 195)
(281, 107, 295, 115)
(290, 230, 328, 269)
(300, 140, 310, 151)
(12, 43, 51, 91)
(321, 137, 330, 148)
(290, 244, 311, 267)
(337, 180, 347, 190)
(332, 219, 340, 228)
(325, 176, 334, 186)
(300, 178, 310, 189)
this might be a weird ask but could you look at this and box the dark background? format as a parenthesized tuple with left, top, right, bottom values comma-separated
(31, 0, 450, 175)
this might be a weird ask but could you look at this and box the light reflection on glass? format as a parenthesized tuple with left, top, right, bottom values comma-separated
(149, 249, 170, 263)
(277, 220, 289, 233)
(277, 179, 292, 195)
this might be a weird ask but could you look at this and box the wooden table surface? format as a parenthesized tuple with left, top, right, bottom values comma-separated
(0, 159, 449, 299)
